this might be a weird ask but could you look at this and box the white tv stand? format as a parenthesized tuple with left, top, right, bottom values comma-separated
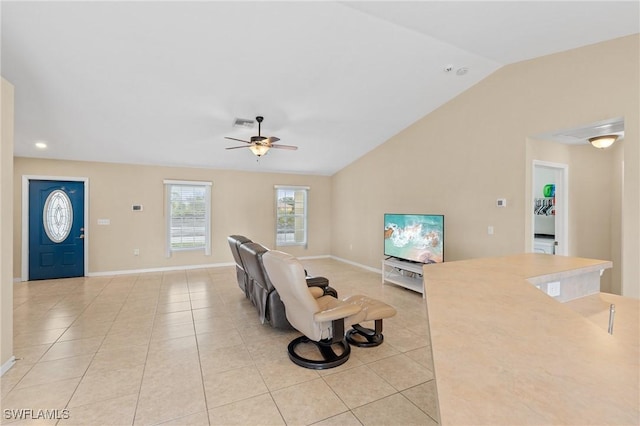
(382, 257, 425, 298)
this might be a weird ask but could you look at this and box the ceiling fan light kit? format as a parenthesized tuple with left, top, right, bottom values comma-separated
(249, 144, 270, 157)
(225, 115, 298, 158)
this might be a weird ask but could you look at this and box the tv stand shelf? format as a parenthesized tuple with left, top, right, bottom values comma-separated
(382, 258, 425, 298)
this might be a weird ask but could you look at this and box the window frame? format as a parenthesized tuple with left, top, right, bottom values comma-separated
(275, 185, 309, 247)
(164, 179, 212, 257)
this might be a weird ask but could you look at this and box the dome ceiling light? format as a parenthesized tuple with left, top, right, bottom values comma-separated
(588, 135, 618, 149)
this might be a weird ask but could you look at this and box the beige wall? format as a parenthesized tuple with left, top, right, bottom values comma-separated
(610, 140, 624, 295)
(1, 78, 15, 369)
(13, 158, 331, 277)
(331, 35, 639, 298)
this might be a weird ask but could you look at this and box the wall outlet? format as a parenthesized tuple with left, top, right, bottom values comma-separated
(547, 281, 561, 297)
(133, 248, 140, 256)
(488, 226, 494, 235)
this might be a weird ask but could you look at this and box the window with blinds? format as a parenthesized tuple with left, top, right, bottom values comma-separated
(164, 180, 212, 256)
(275, 186, 308, 247)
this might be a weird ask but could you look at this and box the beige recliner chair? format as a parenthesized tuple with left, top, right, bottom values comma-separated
(262, 250, 396, 369)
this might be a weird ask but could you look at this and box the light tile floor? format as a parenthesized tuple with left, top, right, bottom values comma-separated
(2, 258, 439, 425)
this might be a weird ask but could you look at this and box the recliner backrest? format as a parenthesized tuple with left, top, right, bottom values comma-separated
(262, 250, 326, 340)
(239, 242, 271, 290)
(238, 241, 273, 322)
(227, 235, 253, 295)
(227, 235, 252, 269)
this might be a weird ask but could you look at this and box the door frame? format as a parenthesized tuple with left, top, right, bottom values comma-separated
(531, 161, 568, 256)
(21, 175, 89, 281)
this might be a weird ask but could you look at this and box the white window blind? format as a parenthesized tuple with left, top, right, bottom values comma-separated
(164, 180, 212, 256)
(275, 186, 308, 247)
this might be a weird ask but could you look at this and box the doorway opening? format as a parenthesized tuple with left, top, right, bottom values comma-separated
(531, 161, 568, 256)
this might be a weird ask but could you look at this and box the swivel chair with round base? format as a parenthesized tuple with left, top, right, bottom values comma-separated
(262, 250, 398, 369)
(262, 250, 362, 369)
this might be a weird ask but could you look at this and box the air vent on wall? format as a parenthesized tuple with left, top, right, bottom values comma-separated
(233, 118, 255, 129)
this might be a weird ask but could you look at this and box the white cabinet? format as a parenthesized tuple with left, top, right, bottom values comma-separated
(534, 238, 555, 254)
(382, 258, 425, 298)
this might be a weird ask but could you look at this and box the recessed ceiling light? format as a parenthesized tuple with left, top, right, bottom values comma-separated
(35, 141, 48, 149)
(456, 67, 469, 76)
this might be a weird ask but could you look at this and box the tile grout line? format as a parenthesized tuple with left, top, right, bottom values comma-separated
(190, 269, 214, 426)
(58, 275, 131, 425)
(128, 273, 160, 426)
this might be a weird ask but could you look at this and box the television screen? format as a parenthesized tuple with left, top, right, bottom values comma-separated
(384, 213, 444, 264)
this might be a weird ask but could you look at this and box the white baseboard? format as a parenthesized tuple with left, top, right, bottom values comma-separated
(329, 256, 382, 274)
(1, 356, 15, 376)
(87, 262, 236, 277)
(88, 256, 380, 277)
(16, 255, 380, 280)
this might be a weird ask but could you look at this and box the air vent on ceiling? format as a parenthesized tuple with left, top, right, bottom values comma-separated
(533, 117, 624, 146)
(233, 118, 255, 129)
(553, 119, 624, 140)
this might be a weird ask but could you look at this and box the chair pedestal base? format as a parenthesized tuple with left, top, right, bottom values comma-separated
(345, 321, 385, 347)
(287, 335, 351, 370)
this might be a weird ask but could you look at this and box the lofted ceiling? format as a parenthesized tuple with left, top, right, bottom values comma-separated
(2, 1, 639, 176)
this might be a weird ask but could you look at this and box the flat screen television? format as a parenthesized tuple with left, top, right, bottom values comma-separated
(384, 213, 444, 264)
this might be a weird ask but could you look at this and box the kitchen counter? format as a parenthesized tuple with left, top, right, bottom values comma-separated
(423, 253, 638, 425)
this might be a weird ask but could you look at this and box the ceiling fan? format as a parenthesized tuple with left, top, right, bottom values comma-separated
(225, 116, 298, 157)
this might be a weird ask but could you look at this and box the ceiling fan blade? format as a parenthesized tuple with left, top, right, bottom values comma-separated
(225, 145, 252, 150)
(271, 144, 298, 150)
(263, 136, 280, 143)
(224, 137, 252, 144)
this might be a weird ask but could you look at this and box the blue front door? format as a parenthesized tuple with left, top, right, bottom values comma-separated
(29, 180, 85, 280)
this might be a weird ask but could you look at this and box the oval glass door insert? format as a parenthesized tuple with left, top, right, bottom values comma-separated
(43, 189, 73, 243)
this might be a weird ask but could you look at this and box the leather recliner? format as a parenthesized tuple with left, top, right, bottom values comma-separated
(236, 240, 338, 329)
(262, 250, 398, 369)
(262, 250, 363, 369)
(239, 242, 291, 328)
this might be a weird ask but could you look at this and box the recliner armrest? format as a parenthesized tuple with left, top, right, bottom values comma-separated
(306, 276, 337, 298)
(314, 303, 361, 323)
(306, 276, 329, 288)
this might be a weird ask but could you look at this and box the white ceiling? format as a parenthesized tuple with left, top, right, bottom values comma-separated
(2, 1, 639, 176)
